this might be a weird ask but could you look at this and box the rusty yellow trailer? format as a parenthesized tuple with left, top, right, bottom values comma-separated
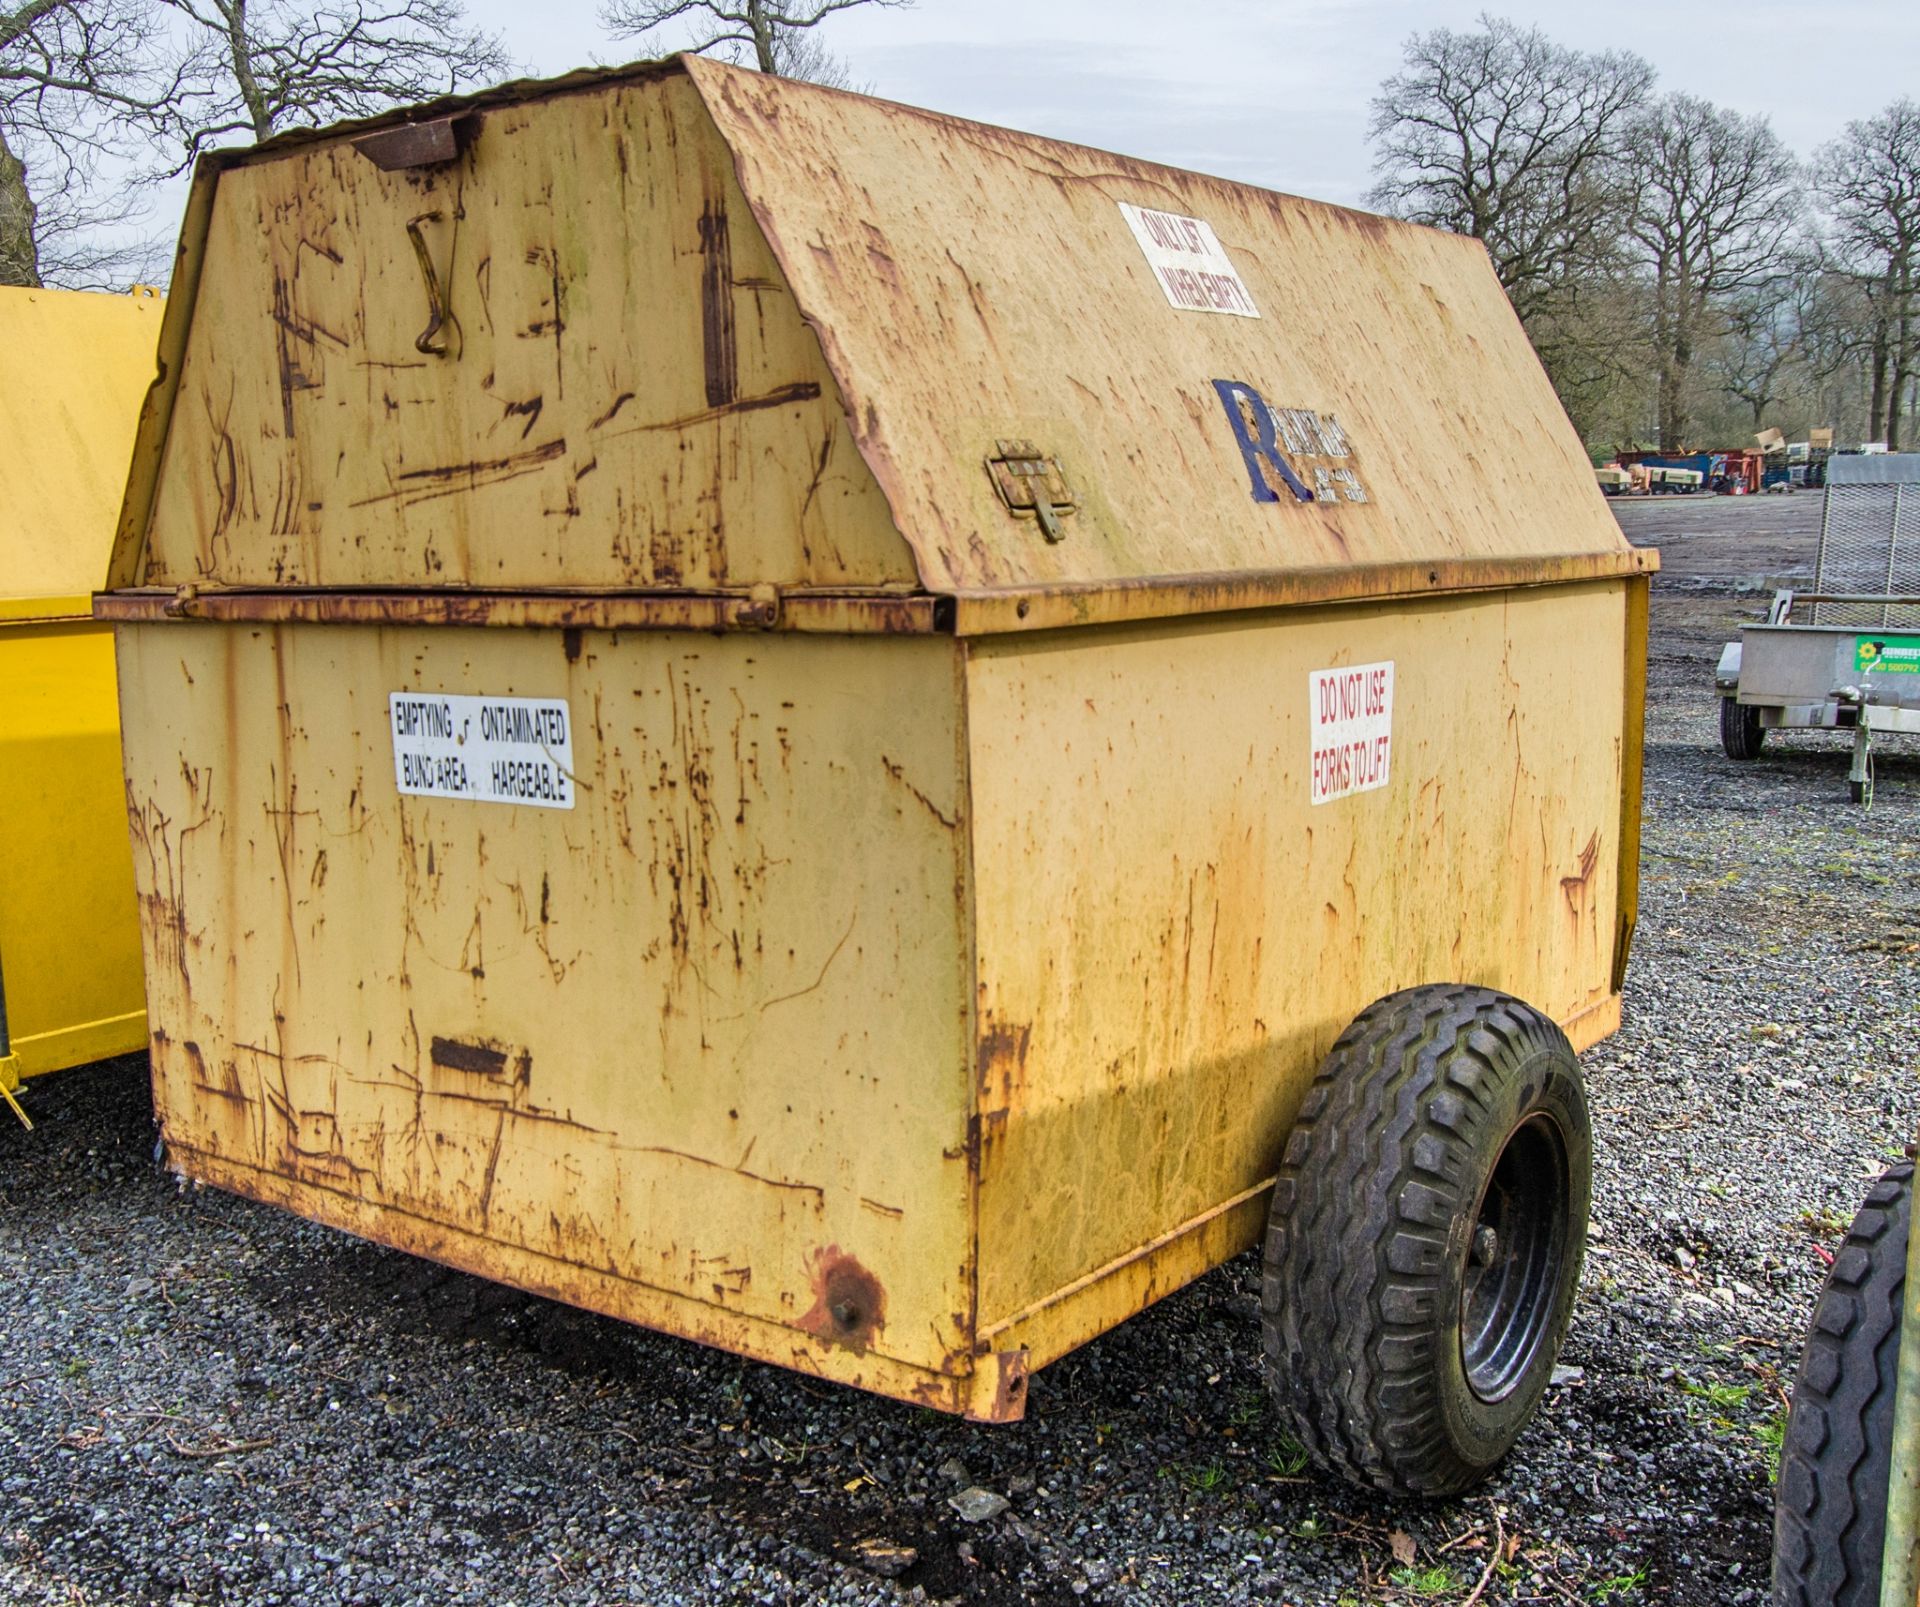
(0, 285, 161, 1121)
(101, 58, 1655, 1493)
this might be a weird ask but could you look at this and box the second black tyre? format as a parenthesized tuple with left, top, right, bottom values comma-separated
(1772, 1163, 1910, 1606)
(1722, 696, 1767, 760)
(1262, 984, 1592, 1496)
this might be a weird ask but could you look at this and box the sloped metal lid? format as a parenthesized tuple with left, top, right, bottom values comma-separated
(106, 58, 1652, 631)
(683, 57, 1649, 603)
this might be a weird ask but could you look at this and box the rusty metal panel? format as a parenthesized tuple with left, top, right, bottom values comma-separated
(944, 550, 1655, 636)
(686, 58, 1639, 598)
(131, 74, 912, 594)
(94, 587, 944, 635)
(116, 621, 976, 1387)
(962, 583, 1630, 1360)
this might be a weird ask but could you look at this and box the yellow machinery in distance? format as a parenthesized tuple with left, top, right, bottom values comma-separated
(0, 284, 162, 1124)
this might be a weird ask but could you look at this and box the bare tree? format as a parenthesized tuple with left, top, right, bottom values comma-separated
(0, 123, 36, 282)
(600, 0, 906, 81)
(1712, 266, 1818, 428)
(155, 0, 511, 159)
(1368, 15, 1653, 330)
(767, 21, 862, 90)
(2, 0, 172, 285)
(1817, 99, 1920, 448)
(4, 0, 508, 286)
(1626, 94, 1801, 450)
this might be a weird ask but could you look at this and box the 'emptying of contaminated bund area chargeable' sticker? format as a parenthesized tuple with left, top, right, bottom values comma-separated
(1309, 662, 1394, 806)
(389, 692, 576, 809)
(1117, 202, 1261, 318)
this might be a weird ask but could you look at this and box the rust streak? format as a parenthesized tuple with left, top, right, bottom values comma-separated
(1560, 831, 1600, 902)
(796, 1246, 887, 1354)
(697, 196, 738, 408)
(798, 430, 833, 524)
(976, 1021, 1032, 1106)
(476, 1108, 509, 1224)
(429, 1035, 510, 1079)
(349, 440, 567, 509)
(630, 1145, 825, 1205)
(500, 396, 545, 440)
(734, 909, 856, 1018)
(879, 756, 958, 829)
(592, 382, 821, 442)
(589, 391, 635, 430)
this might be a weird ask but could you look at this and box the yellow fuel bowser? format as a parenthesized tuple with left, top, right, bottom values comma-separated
(101, 60, 1656, 1494)
(0, 285, 161, 1123)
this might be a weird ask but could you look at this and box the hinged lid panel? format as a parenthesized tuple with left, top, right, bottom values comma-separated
(129, 72, 913, 593)
(687, 57, 1638, 597)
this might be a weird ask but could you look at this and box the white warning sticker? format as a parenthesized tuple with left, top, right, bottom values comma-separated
(1118, 202, 1260, 318)
(1308, 662, 1393, 805)
(389, 692, 575, 810)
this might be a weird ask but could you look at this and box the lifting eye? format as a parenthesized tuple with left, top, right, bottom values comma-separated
(406, 213, 458, 359)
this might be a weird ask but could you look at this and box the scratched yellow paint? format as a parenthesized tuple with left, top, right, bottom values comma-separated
(688, 55, 1636, 598)
(117, 622, 977, 1383)
(0, 286, 160, 1085)
(136, 75, 911, 593)
(105, 58, 1654, 1416)
(965, 584, 1629, 1363)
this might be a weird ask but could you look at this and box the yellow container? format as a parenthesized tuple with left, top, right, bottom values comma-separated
(101, 60, 1655, 1423)
(0, 286, 161, 1109)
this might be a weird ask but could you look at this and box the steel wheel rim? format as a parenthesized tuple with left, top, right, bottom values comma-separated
(1460, 1112, 1571, 1403)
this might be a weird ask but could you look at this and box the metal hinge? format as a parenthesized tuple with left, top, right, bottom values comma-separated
(987, 440, 1076, 543)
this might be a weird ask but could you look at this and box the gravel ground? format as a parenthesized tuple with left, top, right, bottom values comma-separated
(5, 491, 1917, 1607)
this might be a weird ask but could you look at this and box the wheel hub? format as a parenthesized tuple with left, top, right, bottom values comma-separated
(1460, 1112, 1572, 1403)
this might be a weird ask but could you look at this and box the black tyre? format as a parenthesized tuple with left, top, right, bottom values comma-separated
(1773, 1164, 1910, 1606)
(1722, 697, 1767, 760)
(1262, 985, 1591, 1496)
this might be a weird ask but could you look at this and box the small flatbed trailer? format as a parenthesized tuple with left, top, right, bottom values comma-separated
(1715, 454, 1920, 802)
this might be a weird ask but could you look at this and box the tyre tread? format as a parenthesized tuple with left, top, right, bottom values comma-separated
(1773, 1163, 1911, 1606)
(1262, 984, 1589, 1495)
(1722, 696, 1767, 761)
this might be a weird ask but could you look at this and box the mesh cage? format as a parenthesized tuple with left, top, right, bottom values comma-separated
(1813, 484, 1920, 627)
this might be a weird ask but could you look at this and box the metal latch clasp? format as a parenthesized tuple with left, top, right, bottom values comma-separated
(987, 440, 1076, 543)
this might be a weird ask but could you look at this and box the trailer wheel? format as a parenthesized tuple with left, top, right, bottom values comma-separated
(1261, 985, 1591, 1496)
(1773, 1163, 1910, 1607)
(1721, 697, 1767, 760)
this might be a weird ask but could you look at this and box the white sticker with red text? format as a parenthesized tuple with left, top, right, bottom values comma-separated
(1309, 662, 1394, 805)
(1118, 203, 1261, 318)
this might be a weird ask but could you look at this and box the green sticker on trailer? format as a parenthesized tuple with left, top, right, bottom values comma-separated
(1855, 635, 1920, 675)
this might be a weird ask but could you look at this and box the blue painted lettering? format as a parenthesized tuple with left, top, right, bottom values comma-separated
(1212, 380, 1314, 504)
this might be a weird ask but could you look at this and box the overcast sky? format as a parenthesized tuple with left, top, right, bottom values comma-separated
(454, 0, 1920, 208)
